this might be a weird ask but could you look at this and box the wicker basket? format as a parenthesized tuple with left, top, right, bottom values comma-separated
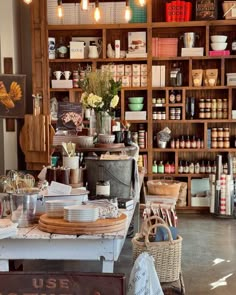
(147, 179, 181, 199)
(132, 216, 182, 283)
(222, 1, 236, 19)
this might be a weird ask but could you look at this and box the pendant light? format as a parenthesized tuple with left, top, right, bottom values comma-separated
(81, 0, 89, 11)
(139, 0, 146, 6)
(125, 0, 132, 22)
(23, 0, 32, 4)
(57, 0, 64, 18)
(94, 0, 101, 22)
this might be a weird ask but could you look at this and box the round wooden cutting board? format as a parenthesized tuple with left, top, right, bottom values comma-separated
(38, 213, 127, 235)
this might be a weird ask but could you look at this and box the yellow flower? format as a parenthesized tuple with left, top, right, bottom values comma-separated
(87, 93, 104, 109)
(110, 95, 119, 108)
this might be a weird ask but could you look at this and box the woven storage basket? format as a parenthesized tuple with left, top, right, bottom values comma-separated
(132, 216, 182, 283)
(147, 179, 181, 199)
(222, 1, 236, 19)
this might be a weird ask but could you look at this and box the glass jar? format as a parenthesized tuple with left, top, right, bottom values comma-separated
(176, 91, 182, 102)
(161, 98, 166, 104)
(211, 138, 217, 148)
(217, 109, 223, 119)
(199, 108, 205, 119)
(217, 128, 223, 137)
(211, 128, 217, 138)
(211, 99, 217, 109)
(223, 128, 230, 137)
(223, 98, 228, 109)
(223, 138, 230, 148)
(161, 111, 166, 120)
(169, 90, 176, 103)
(223, 109, 228, 119)
(211, 110, 217, 119)
(152, 98, 156, 104)
(205, 99, 211, 108)
(153, 111, 157, 120)
(217, 138, 223, 148)
(157, 111, 162, 120)
(205, 108, 211, 119)
(217, 99, 223, 109)
(199, 98, 205, 109)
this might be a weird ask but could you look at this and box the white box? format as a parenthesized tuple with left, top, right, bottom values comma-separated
(132, 75, 140, 87)
(191, 197, 210, 207)
(51, 80, 73, 88)
(101, 64, 109, 72)
(226, 73, 236, 86)
(122, 76, 131, 87)
(191, 178, 210, 207)
(116, 64, 125, 76)
(232, 110, 236, 119)
(128, 31, 146, 53)
(181, 47, 204, 57)
(132, 64, 141, 75)
(115, 40, 120, 58)
(125, 111, 147, 120)
(109, 64, 116, 75)
(72, 37, 102, 58)
(70, 41, 85, 59)
(125, 65, 132, 76)
(141, 75, 147, 87)
(160, 65, 166, 87)
(152, 65, 161, 87)
(141, 64, 147, 75)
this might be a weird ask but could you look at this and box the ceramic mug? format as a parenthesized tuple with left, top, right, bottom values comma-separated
(53, 71, 63, 80)
(63, 71, 71, 80)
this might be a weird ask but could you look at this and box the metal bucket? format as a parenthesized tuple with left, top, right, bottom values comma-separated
(10, 191, 39, 227)
(85, 157, 133, 198)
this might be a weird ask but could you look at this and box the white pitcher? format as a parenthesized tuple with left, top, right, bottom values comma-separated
(88, 45, 101, 58)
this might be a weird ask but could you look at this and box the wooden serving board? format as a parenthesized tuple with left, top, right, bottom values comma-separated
(95, 143, 125, 148)
(38, 213, 127, 235)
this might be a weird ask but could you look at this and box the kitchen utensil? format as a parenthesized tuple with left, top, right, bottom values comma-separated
(211, 42, 227, 50)
(210, 35, 227, 43)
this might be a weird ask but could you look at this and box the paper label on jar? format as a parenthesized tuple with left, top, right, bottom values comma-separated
(96, 184, 110, 196)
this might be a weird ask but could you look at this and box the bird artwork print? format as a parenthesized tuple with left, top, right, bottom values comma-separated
(0, 80, 22, 110)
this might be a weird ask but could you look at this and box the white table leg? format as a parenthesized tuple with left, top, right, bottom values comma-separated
(102, 260, 114, 273)
(0, 260, 9, 271)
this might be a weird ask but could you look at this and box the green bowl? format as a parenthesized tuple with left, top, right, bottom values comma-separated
(128, 97, 144, 104)
(128, 103, 144, 111)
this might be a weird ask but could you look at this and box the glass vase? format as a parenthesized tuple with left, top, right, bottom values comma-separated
(96, 111, 111, 135)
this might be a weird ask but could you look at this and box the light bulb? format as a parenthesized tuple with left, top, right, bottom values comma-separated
(81, 0, 89, 11)
(139, 0, 146, 6)
(94, 1, 101, 22)
(57, 0, 63, 18)
(125, 4, 132, 22)
(23, 0, 32, 4)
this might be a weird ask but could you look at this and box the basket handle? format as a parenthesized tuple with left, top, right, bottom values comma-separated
(141, 215, 166, 235)
(144, 222, 173, 246)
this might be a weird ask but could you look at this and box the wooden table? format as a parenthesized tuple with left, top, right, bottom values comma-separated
(0, 208, 135, 273)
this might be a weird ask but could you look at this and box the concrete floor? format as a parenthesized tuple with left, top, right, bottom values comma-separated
(22, 214, 236, 294)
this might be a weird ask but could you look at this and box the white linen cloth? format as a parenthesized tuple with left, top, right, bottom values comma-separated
(127, 252, 164, 295)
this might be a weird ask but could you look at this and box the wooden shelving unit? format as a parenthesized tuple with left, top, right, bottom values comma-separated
(30, 0, 236, 211)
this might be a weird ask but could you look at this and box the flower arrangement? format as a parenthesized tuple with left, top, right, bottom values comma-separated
(80, 69, 122, 116)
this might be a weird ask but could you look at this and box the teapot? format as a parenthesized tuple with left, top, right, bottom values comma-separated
(88, 45, 101, 58)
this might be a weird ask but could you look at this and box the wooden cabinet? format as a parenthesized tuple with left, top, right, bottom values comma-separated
(31, 0, 236, 211)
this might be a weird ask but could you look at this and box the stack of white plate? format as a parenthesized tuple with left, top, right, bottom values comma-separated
(45, 200, 82, 218)
(64, 205, 99, 222)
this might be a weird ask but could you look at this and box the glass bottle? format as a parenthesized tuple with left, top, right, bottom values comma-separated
(194, 162, 200, 174)
(170, 138, 175, 149)
(211, 161, 217, 174)
(206, 161, 211, 174)
(158, 161, 164, 174)
(56, 36, 68, 58)
(169, 90, 176, 103)
(152, 160, 158, 174)
(200, 160, 206, 173)
(185, 135, 191, 148)
(184, 161, 189, 174)
(170, 162, 175, 174)
(175, 90, 182, 103)
(178, 160, 183, 174)
(175, 138, 180, 149)
(191, 135, 197, 148)
(180, 135, 185, 148)
(189, 162, 195, 174)
(165, 161, 171, 174)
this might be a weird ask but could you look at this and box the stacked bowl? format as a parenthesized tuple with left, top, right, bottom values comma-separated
(128, 97, 144, 111)
(210, 35, 228, 51)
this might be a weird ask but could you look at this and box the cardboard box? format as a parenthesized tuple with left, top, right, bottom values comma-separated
(109, 64, 116, 75)
(132, 75, 140, 87)
(125, 111, 146, 120)
(70, 41, 85, 59)
(141, 75, 147, 87)
(116, 64, 125, 76)
(160, 65, 166, 87)
(51, 80, 73, 88)
(132, 64, 141, 75)
(181, 47, 204, 57)
(122, 76, 131, 87)
(152, 65, 161, 87)
(125, 65, 132, 76)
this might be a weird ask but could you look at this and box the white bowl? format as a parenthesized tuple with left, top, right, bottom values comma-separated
(98, 134, 115, 144)
(211, 42, 227, 51)
(210, 35, 227, 43)
(77, 136, 94, 148)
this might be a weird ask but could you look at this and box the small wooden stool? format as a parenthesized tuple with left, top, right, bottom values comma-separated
(161, 272, 185, 295)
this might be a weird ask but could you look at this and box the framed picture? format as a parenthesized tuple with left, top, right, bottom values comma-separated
(57, 101, 83, 131)
(0, 74, 26, 118)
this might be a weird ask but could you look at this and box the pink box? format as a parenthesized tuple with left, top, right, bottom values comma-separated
(209, 50, 230, 56)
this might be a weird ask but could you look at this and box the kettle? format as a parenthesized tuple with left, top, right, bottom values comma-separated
(88, 45, 101, 58)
